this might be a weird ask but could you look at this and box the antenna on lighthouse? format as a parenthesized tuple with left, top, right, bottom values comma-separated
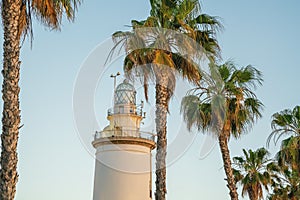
(110, 72, 120, 106)
(110, 72, 121, 91)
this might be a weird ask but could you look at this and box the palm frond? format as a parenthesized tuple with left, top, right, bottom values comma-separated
(267, 105, 300, 147)
(180, 95, 211, 132)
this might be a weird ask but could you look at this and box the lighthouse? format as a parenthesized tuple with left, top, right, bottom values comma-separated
(92, 79, 156, 200)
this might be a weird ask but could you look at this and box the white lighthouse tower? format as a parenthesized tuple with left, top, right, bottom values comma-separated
(92, 79, 156, 200)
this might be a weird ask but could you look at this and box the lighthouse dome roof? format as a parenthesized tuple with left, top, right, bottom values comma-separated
(115, 79, 136, 105)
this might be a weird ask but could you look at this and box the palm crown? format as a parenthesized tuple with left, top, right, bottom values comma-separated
(12, 0, 79, 40)
(267, 105, 300, 145)
(110, 0, 222, 100)
(233, 148, 281, 200)
(181, 61, 263, 136)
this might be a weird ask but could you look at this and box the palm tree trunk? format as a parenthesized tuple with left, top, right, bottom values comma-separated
(155, 77, 169, 200)
(218, 131, 239, 200)
(0, 0, 22, 199)
(247, 188, 256, 200)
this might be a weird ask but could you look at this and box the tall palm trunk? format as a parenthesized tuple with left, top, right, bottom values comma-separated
(218, 131, 239, 200)
(0, 0, 22, 199)
(155, 74, 170, 200)
(247, 188, 256, 200)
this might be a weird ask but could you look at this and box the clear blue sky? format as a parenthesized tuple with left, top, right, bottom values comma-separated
(0, 0, 299, 199)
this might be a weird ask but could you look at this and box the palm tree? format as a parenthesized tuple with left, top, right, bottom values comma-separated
(110, 1, 222, 199)
(266, 106, 300, 200)
(0, 1, 80, 199)
(110, 1, 223, 199)
(268, 166, 300, 200)
(181, 61, 263, 200)
(233, 148, 280, 200)
(267, 105, 300, 174)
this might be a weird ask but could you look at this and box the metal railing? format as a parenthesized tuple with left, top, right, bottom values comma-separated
(107, 108, 143, 116)
(94, 129, 156, 142)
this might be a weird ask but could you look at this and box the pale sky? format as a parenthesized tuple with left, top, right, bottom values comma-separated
(0, 0, 299, 199)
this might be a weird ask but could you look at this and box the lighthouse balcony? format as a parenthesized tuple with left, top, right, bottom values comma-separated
(94, 129, 156, 142)
(107, 107, 143, 116)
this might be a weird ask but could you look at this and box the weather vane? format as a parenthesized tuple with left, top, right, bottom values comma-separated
(110, 72, 120, 106)
(110, 72, 120, 91)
